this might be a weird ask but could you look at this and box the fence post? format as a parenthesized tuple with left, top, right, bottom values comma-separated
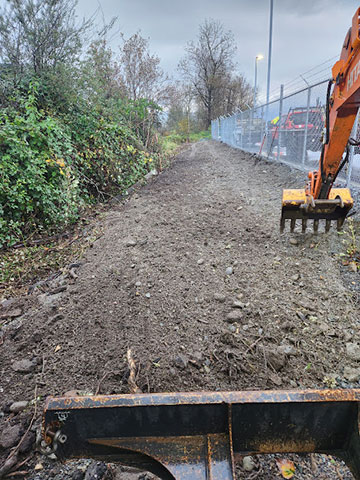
(347, 111, 359, 187)
(277, 84, 284, 161)
(302, 86, 312, 167)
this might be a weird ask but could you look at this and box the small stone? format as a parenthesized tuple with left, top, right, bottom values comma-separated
(225, 311, 243, 323)
(0, 297, 17, 309)
(232, 300, 248, 309)
(126, 239, 137, 247)
(72, 471, 85, 480)
(318, 322, 336, 336)
(9, 400, 28, 413)
(266, 349, 286, 371)
(225, 266, 233, 275)
(145, 293, 151, 298)
(64, 390, 81, 397)
(291, 274, 300, 281)
(228, 325, 237, 333)
(0, 423, 22, 448)
(344, 366, 360, 382)
(19, 431, 35, 454)
(296, 311, 306, 321)
(175, 354, 189, 369)
(34, 463, 44, 471)
(84, 462, 108, 480)
(37, 293, 62, 308)
(11, 358, 37, 373)
(214, 293, 226, 302)
(269, 372, 283, 386)
(243, 456, 256, 472)
(197, 258, 204, 265)
(344, 331, 353, 342)
(277, 344, 297, 356)
(0, 307, 22, 319)
(204, 365, 211, 374)
(135, 281, 142, 287)
(289, 238, 298, 245)
(346, 343, 360, 361)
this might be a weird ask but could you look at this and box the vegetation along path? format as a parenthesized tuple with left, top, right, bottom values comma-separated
(1, 140, 360, 479)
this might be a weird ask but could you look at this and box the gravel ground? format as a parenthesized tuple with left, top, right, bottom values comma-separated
(1, 140, 359, 479)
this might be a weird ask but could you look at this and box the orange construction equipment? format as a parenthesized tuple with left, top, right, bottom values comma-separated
(281, 9, 360, 232)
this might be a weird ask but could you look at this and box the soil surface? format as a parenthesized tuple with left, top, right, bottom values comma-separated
(1, 140, 360, 479)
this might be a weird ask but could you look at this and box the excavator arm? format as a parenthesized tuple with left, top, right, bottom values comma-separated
(281, 8, 360, 233)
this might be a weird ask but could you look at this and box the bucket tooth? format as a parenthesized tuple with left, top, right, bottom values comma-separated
(290, 219, 296, 232)
(313, 219, 319, 233)
(325, 220, 331, 232)
(337, 218, 345, 231)
(302, 219, 307, 233)
(280, 217, 285, 233)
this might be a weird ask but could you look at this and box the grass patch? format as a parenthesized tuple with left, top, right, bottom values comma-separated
(338, 218, 360, 271)
(161, 129, 211, 155)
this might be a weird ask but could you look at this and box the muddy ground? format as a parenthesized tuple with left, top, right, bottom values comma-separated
(1, 140, 360, 479)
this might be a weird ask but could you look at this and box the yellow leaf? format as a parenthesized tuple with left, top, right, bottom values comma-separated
(276, 459, 295, 478)
(54, 345, 61, 353)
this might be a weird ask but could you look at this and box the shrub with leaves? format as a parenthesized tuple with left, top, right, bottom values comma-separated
(0, 83, 158, 248)
(0, 83, 82, 247)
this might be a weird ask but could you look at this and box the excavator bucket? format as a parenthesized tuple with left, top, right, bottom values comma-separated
(41, 389, 360, 479)
(280, 188, 353, 233)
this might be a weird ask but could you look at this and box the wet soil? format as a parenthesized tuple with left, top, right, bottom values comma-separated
(1, 140, 359, 479)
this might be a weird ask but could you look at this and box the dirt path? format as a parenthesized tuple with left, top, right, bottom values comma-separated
(1, 140, 359, 479)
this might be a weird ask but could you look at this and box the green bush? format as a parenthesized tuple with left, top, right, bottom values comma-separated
(0, 84, 82, 247)
(0, 83, 157, 248)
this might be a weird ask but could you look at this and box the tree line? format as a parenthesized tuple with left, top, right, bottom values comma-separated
(0, 0, 253, 247)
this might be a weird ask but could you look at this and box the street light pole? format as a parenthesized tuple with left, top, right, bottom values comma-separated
(253, 55, 263, 109)
(266, 0, 274, 105)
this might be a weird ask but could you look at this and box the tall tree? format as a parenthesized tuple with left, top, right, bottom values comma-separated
(178, 19, 236, 128)
(0, 0, 89, 76)
(119, 32, 171, 105)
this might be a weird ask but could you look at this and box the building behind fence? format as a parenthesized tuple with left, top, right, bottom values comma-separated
(211, 79, 360, 188)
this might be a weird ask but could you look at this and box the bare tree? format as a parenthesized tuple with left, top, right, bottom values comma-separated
(178, 19, 236, 128)
(218, 74, 254, 115)
(0, 0, 90, 77)
(118, 32, 171, 105)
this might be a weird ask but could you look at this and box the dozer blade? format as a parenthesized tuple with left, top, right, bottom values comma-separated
(41, 389, 360, 480)
(280, 188, 353, 233)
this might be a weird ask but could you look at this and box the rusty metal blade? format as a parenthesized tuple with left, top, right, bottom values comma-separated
(42, 389, 360, 480)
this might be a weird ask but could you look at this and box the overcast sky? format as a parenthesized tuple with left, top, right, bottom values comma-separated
(74, 0, 359, 100)
(2, 0, 359, 100)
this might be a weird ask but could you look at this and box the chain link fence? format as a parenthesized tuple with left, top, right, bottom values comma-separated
(211, 79, 360, 188)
